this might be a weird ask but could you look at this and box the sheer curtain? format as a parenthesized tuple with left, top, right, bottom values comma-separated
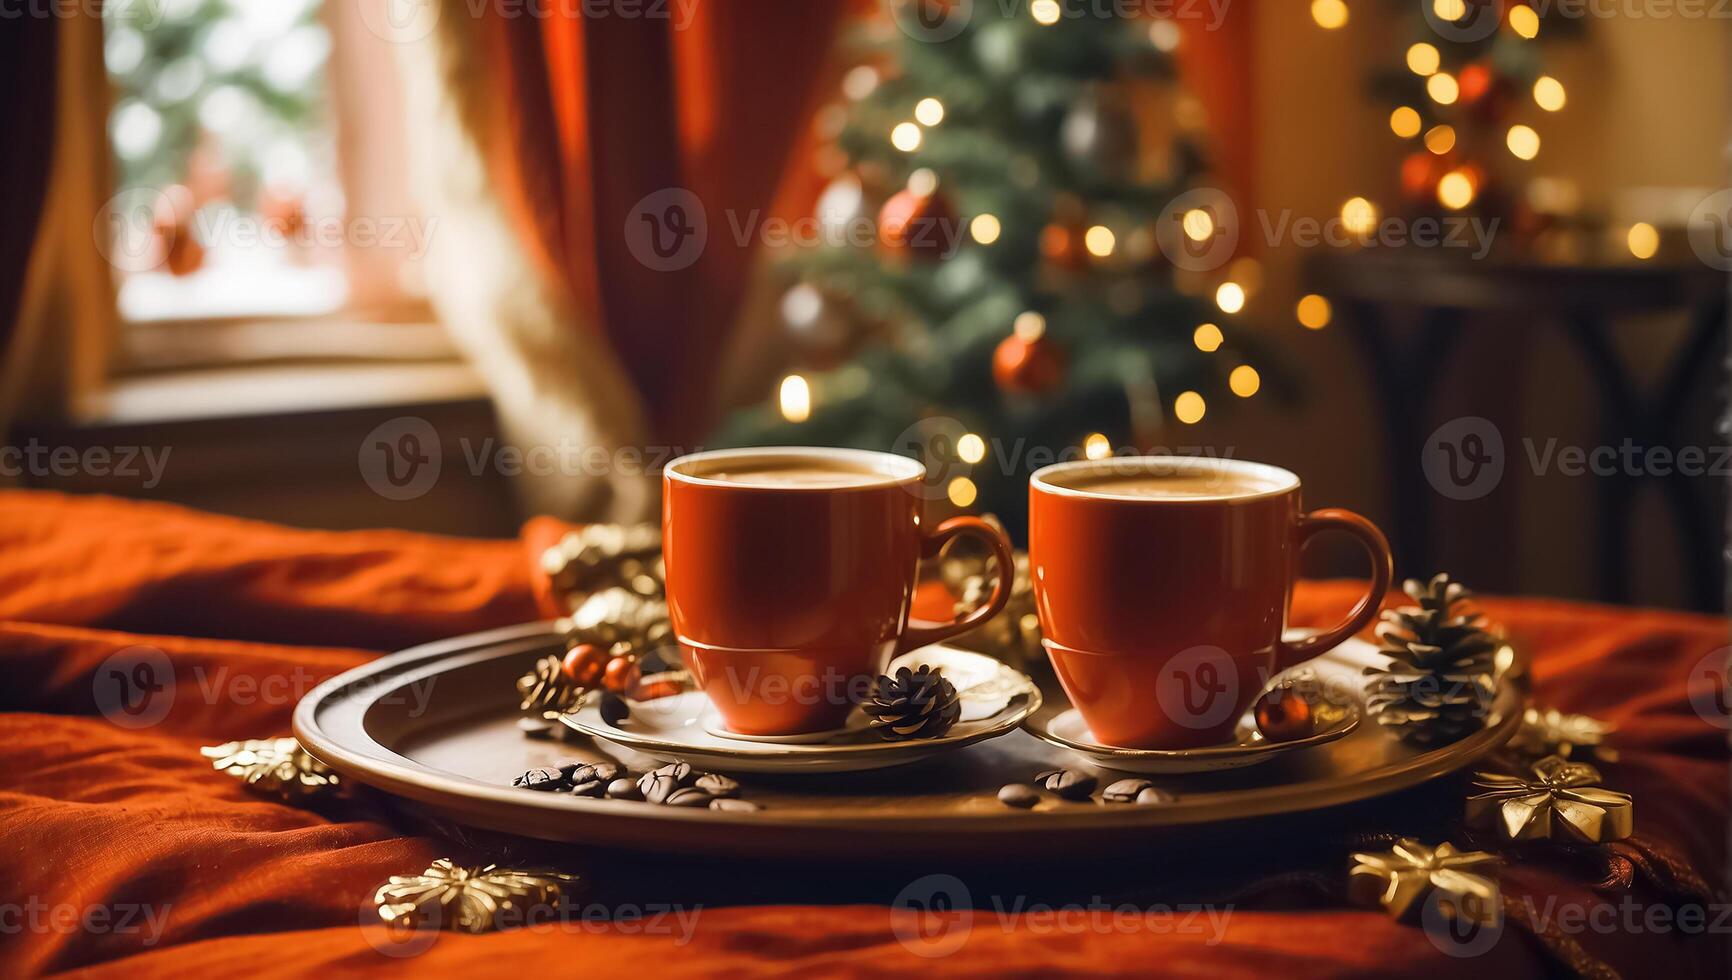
(401, 0, 847, 521)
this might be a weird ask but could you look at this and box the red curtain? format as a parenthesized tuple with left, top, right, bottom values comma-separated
(467, 2, 848, 447)
(0, 14, 59, 391)
(1176, 8, 1256, 218)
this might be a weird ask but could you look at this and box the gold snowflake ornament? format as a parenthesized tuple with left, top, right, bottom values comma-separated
(375, 859, 582, 933)
(1467, 756, 1633, 843)
(201, 737, 338, 801)
(1348, 838, 1500, 924)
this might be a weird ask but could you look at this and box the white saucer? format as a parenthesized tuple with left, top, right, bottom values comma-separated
(1022, 630, 1372, 774)
(560, 646, 1040, 773)
(1024, 700, 1359, 774)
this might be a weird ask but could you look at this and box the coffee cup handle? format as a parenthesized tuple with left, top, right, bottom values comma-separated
(896, 516, 1016, 655)
(1274, 508, 1393, 674)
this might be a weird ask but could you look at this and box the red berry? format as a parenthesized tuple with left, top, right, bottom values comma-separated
(561, 643, 606, 687)
(603, 656, 640, 693)
(1253, 687, 1314, 742)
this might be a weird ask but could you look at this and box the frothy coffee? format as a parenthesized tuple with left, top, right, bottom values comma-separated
(700, 460, 890, 489)
(1049, 466, 1288, 500)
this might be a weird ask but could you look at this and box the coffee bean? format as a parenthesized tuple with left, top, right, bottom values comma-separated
(1135, 786, 1176, 805)
(694, 773, 740, 798)
(997, 783, 1040, 809)
(512, 767, 567, 791)
(655, 761, 694, 784)
(517, 716, 557, 739)
(605, 778, 642, 801)
(569, 762, 625, 784)
(638, 761, 696, 803)
(1035, 769, 1097, 801)
(664, 787, 713, 808)
(709, 798, 761, 813)
(568, 780, 606, 798)
(637, 770, 676, 803)
(1102, 778, 1155, 804)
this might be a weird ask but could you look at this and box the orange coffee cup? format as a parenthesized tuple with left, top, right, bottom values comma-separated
(1028, 456, 1391, 749)
(664, 447, 1015, 736)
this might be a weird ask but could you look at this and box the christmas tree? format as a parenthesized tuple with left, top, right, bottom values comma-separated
(713, 3, 1287, 535)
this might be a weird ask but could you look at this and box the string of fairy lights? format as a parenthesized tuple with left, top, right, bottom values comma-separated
(771, 1, 1651, 510)
(1310, 0, 1663, 262)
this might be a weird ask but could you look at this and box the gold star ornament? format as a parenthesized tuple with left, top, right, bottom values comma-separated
(1348, 839, 1500, 924)
(1467, 756, 1633, 843)
(201, 737, 338, 801)
(375, 859, 582, 933)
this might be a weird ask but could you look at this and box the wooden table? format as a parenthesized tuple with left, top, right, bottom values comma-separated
(1306, 249, 1726, 609)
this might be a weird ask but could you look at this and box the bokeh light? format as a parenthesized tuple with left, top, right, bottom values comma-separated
(1297, 294, 1332, 330)
(1193, 322, 1224, 352)
(1174, 391, 1207, 424)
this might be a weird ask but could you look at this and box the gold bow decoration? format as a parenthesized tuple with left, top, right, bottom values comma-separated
(375, 859, 582, 934)
(936, 517, 1043, 675)
(1506, 707, 1616, 763)
(1348, 839, 1500, 924)
(522, 524, 684, 718)
(541, 524, 663, 609)
(201, 737, 339, 801)
(1467, 756, 1633, 843)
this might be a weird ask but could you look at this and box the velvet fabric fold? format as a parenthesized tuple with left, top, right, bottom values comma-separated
(0, 490, 1724, 978)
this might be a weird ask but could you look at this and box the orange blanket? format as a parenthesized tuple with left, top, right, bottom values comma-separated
(1, 491, 1725, 977)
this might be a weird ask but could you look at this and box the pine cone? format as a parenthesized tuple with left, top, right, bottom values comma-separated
(516, 654, 585, 719)
(863, 665, 961, 740)
(1364, 573, 1499, 745)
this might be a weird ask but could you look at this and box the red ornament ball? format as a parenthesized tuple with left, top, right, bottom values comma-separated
(1039, 221, 1091, 272)
(878, 185, 959, 259)
(1253, 687, 1314, 742)
(992, 332, 1066, 395)
(156, 219, 205, 277)
(561, 643, 607, 687)
(603, 655, 641, 694)
(1400, 151, 1445, 202)
(1456, 62, 1495, 107)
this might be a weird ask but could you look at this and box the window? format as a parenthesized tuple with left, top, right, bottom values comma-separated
(99, 0, 431, 332)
